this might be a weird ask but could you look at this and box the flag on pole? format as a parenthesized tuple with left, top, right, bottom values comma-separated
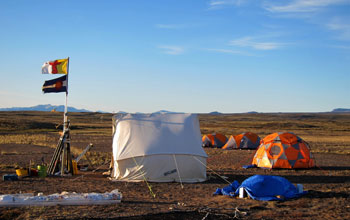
(42, 58, 68, 74)
(42, 75, 67, 93)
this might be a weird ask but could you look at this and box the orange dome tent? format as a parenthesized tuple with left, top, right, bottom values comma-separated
(222, 132, 260, 150)
(202, 133, 227, 148)
(252, 132, 315, 169)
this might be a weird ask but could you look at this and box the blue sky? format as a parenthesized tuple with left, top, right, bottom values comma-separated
(1, 0, 349, 113)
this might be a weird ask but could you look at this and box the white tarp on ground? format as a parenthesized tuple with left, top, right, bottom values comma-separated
(112, 113, 207, 182)
(0, 190, 122, 206)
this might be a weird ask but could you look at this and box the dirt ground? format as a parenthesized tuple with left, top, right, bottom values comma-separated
(0, 112, 350, 219)
(1, 145, 350, 219)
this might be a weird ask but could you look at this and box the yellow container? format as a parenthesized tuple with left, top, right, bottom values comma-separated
(16, 168, 28, 177)
(72, 160, 78, 175)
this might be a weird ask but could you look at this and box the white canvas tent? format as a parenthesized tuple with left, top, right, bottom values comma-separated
(111, 113, 207, 182)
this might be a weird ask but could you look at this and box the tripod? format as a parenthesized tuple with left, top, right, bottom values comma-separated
(47, 121, 74, 176)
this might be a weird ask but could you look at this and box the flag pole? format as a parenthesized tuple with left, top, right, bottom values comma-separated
(64, 57, 69, 131)
(61, 57, 71, 176)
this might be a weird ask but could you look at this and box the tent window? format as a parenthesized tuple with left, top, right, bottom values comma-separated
(270, 145, 281, 156)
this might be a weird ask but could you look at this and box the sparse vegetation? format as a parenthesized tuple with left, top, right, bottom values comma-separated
(0, 111, 350, 219)
(0, 150, 20, 155)
(0, 134, 56, 147)
(86, 151, 111, 166)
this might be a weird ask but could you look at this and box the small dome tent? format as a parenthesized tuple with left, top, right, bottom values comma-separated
(202, 133, 227, 148)
(222, 132, 261, 150)
(252, 132, 315, 169)
(112, 113, 207, 182)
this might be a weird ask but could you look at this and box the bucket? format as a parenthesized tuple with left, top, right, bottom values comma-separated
(37, 165, 47, 178)
(16, 168, 28, 177)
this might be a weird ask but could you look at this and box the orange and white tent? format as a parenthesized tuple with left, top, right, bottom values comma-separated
(252, 132, 315, 169)
(222, 132, 260, 150)
(202, 133, 227, 148)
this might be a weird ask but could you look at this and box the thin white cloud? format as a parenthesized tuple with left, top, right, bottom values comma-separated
(229, 37, 285, 50)
(265, 0, 350, 13)
(330, 45, 350, 49)
(158, 45, 185, 55)
(263, 1, 350, 42)
(208, 0, 246, 9)
(209, 0, 238, 6)
(327, 18, 350, 41)
(155, 24, 188, 29)
(205, 48, 253, 56)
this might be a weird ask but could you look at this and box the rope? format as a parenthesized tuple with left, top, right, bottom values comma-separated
(131, 157, 156, 198)
(315, 162, 331, 176)
(173, 154, 184, 189)
(192, 156, 231, 184)
(201, 212, 209, 220)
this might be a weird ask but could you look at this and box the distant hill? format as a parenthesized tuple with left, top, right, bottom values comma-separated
(0, 104, 92, 112)
(153, 110, 184, 114)
(246, 111, 259, 114)
(209, 111, 222, 115)
(332, 108, 350, 113)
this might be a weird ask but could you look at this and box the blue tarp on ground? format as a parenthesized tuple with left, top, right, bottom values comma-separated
(214, 175, 307, 201)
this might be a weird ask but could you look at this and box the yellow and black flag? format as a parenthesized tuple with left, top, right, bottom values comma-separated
(41, 58, 68, 74)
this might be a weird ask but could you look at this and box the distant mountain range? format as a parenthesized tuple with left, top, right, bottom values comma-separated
(0, 104, 92, 113)
(0, 105, 349, 113)
(331, 108, 350, 113)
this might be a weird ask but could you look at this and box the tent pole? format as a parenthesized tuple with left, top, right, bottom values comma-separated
(172, 154, 183, 189)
